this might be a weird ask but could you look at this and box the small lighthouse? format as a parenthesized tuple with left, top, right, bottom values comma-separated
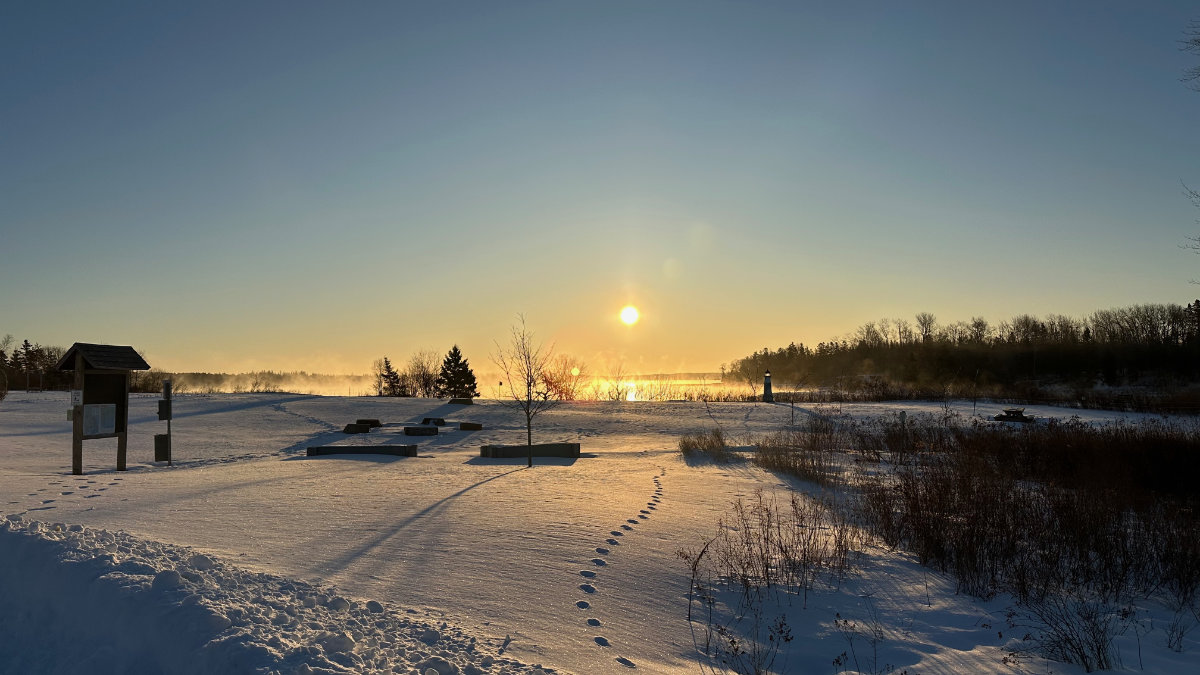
(763, 370, 774, 403)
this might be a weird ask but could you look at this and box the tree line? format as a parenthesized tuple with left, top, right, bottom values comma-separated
(373, 345, 480, 399)
(722, 301, 1200, 398)
(0, 335, 69, 394)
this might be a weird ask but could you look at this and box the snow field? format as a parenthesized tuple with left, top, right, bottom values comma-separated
(0, 514, 544, 675)
(1, 391, 1196, 673)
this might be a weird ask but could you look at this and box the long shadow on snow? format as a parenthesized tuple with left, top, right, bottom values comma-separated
(403, 401, 477, 425)
(319, 467, 527, 573)
(283, 453, 414, 464)
(464, 456, 579, 466)
(160, 394, 323, 422)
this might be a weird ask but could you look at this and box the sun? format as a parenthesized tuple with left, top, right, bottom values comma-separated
(620, 305, 640, 326)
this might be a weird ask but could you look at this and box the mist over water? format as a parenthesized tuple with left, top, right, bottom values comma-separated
(155, 371, 749, 401)
(162, 372, 377, 397)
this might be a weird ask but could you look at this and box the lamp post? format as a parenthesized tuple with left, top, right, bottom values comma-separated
(763, 369, 774, 403)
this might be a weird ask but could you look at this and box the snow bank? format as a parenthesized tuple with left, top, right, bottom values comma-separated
(0, 515, 550, 675)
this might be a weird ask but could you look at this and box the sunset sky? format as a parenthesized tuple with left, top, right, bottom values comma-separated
(3, 2, 1198, 376)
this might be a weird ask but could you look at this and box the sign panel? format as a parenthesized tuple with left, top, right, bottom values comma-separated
(71, 390, 83, 406)
(83, 404, 117, 436)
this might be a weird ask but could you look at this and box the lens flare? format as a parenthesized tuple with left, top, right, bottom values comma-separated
(620, 305, 640, 325)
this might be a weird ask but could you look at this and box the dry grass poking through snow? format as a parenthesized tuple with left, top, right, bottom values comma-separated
(678, 428, 737, 463)
(680, 408, 1200, 673)
(679, 489, 863, 674)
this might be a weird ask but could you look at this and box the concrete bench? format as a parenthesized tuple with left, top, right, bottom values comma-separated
(479, 443, 580, 459)
(343, 423, 372, 434)
(404, 426, 438, 436)
(308, 445, 417, 457)
(355, 418, 383, 428)
(458, 422, 484, 431)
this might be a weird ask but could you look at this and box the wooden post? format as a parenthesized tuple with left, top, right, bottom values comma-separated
(116, 371, 129, 471)
(72, 353, 84, 475)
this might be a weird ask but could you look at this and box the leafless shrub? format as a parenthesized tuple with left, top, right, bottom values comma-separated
(681, 490, 859, 674)
(1165, 601, 1199, 652)
(679, 428, 736, 463)
(1010, 594, 1120, 672)
(754, 424, 842, 487)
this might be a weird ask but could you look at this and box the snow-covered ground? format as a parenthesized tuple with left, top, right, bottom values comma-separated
(0, 392, 1195, 674)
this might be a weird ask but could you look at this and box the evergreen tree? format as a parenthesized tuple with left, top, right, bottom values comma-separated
(380, 357, 403, 397)
(435, 345, 479, 398)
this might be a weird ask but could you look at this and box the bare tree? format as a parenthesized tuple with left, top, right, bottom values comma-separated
(1184, 21, 1200, 91)
(1183, 185, 1200, 279)
(492, 316, 558, 465)
(405, 349, 440, 397)
(1183, 23, 1200, 274)
(543, 354, 587, 401)
(371, 358, 386, 396)
(915, 312, 937, 343)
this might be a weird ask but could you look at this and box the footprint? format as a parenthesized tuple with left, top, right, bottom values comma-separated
(638, 514, 648, 519)
(42, 499, 55, 504)
(639, 510, 650, 514)
(587, 618, 601, 627)
(621, 525, 632, 530)
(606, 539, 620, 546)
(84, 494, 99, 499)
(595, 548, 609, 555)
(591, 558, 607, 566)
(616, 656, 636, 668)
(60, 492, 73, 496)
(626, 519, 638, 524)
(610, 531, 623, 537)
(594, 636, 610, 647)
(579, 570, 596, 578)
(579, 584, 596, 594)
(647, 505, 656, 510)
(576, 601, 590, 609)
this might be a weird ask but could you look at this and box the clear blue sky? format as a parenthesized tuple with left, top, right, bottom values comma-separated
(3, 1, 1198, 374)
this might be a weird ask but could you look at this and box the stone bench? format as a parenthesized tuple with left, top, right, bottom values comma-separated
(355, 418, 382, 428)
(479, 443, 580, 459)
(458, 422, 484, 431)
(343, 423, 372, 434)
(404, 426, 438, 436)
(307, 445, 417, 457)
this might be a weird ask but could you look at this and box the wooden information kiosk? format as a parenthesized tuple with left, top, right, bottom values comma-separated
(55, 343, 150, 475)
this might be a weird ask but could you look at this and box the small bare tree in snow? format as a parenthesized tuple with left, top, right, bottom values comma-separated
(492, 316, 559, 466)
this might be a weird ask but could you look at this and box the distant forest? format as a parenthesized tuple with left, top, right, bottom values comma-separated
(722, 302, 1200, 410)
(0, 336, 372, 396)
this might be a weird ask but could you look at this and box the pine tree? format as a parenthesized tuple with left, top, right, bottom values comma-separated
(435, 345, 479, 398)
(380, 357, 403, 397)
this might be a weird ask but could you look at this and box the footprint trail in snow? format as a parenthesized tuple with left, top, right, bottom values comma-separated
(571, 466, 667, 669)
